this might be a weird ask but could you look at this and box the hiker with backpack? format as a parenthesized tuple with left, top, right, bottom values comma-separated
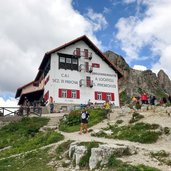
(79, 109, 90, 134)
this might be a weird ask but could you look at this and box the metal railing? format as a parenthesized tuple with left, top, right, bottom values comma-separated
(0, 106, 42, 117)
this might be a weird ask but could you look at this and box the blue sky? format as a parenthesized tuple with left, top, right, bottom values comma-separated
(0, 0, 171, 106)
(72, 0, 162, 70)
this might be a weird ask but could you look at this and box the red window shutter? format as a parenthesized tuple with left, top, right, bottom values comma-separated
(59, 89, 62, 98)
(76, 48, 80, 56)
(95, 92, 98, 100)
(85, 62, 89, 72)
(45, 76, 49, 85)
(67, 90, 72, 98)
(92, 63, 100, 68)
(44, 91, 49, 102)
(76, 90, 80, 99)
(86, 76, 90, 87)
(102, 92, 106, 100)
(111, 93, 115, 101)
(84, 49, 88, 58)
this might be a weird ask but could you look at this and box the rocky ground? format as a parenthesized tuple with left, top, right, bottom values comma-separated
(54, 106, 171, 171)
(1, 106, 171, 171)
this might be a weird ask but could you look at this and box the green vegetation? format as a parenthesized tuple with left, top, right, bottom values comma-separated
(120, 90, 130, 105)
(163, 127, 170, 135)
(0, 117, 64, 158)
(79, 141, 99, 168)
(92, 122, 162, 144)
(151, 150, 171, 166)
(59, 108, 107, 132)
(129, 112, 144, 123)
(115, 120, 124, 124)
(106, 154, 160, 171)
(156, 87, 167, 98)
(55, 140, 73, 160)
(0, 148, 53, 171)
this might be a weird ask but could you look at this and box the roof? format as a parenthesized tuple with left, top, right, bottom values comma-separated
(15, 81, 34, 98)
(35, 35, 123, 81)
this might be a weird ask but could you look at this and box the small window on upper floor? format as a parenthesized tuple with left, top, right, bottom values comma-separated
(59, 55, 78, 71)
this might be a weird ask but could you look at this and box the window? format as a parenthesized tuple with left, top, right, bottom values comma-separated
(106, 93, 112, 101)
(59, 89, 80, 99)
(72, 58, 78, 64)
(85, 62, 89, 72)
(60, 57, 65, 63)
(59, 54, 78, 71)
(66, 58, 71, 63)
(62, 90, 67, 98)
(71, 90, 77, 98)
(97, 93, 102, 100)
(95, 92, 114, 101)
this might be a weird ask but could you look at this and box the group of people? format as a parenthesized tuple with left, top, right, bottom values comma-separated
(131, 93, 171, 109)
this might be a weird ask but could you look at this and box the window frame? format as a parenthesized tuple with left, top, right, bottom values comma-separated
(62, 89, 67, 98)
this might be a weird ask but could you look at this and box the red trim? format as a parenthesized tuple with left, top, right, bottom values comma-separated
(67, 90, 72, 98)
(45, 75, 50, 85)
(95, 92, 98, 100)
(77, 90, 80, 99)
(44, 91, 49, 102)
(84, 49, 88, 58)
(59, 89, 62, 98)
(102, 92, 106, 100)
(111, 93, 115, 101)
(92, 63, 100, 68)
(59, 88, 80, 99)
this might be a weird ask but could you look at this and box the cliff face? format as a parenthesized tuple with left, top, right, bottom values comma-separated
(104, 51, 171, 101)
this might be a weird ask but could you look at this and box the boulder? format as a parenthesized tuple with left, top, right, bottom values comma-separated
(69, 143, 87, 170)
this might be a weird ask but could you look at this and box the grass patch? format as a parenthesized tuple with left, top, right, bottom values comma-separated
(56, 140, 73, 160)
(59, 108, 107, 132)
(93, 122, 162, 144)
(106, 154, 160, 171)
(129, 112, 144, 123)
(0, 148, 53, 171)
(79, 141, 99, 169)
(0, 117, 64, 158)
(115, 120, 124, 124)
(151, 150, 171, 166)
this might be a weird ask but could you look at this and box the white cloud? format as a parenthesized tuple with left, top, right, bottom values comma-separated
(0, 0, 106, 101)
(85, 9, 108, 32)
(115, 0, 171, 78)
(0, 97, 18, 107)
(133, 65, 147, 71)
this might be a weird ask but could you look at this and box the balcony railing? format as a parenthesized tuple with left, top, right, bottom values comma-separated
(79, 64, 93, 73)
(73, 50, 92, 59)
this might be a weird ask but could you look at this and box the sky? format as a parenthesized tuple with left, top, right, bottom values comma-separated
(0, 0, 171, 106)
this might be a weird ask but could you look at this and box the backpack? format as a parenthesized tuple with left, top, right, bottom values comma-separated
(81, 112, 86, 119)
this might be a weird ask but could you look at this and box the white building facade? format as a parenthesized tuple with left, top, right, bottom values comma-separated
(16, 35, 122, 110)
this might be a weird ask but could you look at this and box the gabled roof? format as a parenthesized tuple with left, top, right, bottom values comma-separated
(15, 81, 34, 98)
(35, 35, 123, 81)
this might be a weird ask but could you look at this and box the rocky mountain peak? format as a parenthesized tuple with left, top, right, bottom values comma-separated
(104, 51, 171, 103)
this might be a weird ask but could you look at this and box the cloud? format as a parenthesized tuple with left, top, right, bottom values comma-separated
(0, 0, 106, 100)
(133, 65, 147, 71)
(0, 97, 18, 107)
(85, 9, 108, 32)
(115, 0, 171, 78)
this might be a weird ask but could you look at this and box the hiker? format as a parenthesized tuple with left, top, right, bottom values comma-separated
(49, 96, 54, 113)
(79, 109, 90, 134)
(104, 100, 111, 119)
(131, 96, 137, 111)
